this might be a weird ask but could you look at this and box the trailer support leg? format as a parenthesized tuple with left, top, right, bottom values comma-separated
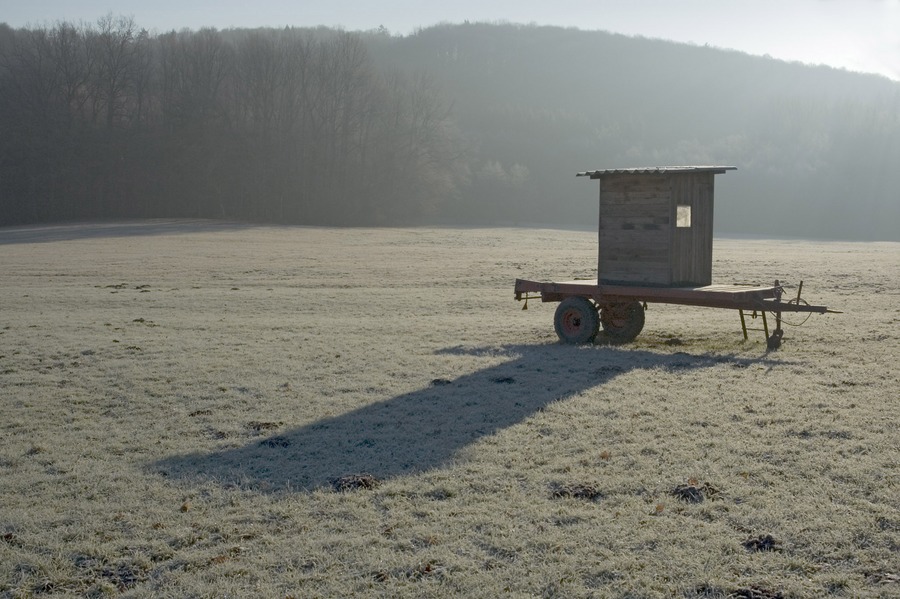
(738, 309, 770, 342)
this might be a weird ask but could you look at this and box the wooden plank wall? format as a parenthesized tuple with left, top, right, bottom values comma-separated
(597, 174, 672, 285)
(670, 172, 714, 286)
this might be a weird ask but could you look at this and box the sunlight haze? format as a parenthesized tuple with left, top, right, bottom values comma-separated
(4, 0, 899, 80)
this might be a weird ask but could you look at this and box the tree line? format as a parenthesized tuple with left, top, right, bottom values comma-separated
(2, 19, 899, 240)
(0, 17, 463, 226)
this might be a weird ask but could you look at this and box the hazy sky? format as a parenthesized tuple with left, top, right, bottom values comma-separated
(5, 0, 899, 81)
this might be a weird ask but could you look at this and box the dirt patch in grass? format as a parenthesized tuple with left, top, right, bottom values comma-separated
(691, 584, 784, 599)
(742, 534, 782, 552)
(331, 473, 380, 492)
(671, 481, 723, 503)
(247, 421, 282, 433)
(258, 436, 291, 448)
(550, 482, 603, 501)
(728, 587, 785, 599)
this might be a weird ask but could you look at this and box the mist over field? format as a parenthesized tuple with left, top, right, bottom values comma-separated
(1, 222, 898, 597)
(1, 19, 898, 240)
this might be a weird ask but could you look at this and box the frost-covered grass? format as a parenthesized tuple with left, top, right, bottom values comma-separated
(1, 221, 898, 598)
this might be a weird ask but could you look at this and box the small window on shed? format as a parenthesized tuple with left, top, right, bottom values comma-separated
(676, 205, 692, 228)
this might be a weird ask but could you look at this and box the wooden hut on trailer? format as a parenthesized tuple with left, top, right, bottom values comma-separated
(576, 166, 736, 287)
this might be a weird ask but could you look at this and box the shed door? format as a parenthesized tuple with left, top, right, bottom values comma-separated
(670, 173, 714, 286)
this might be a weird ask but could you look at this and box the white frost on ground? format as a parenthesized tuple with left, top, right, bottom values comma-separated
(0, 221, 897, 597)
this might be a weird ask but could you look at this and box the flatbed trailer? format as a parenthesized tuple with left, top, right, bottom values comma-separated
(514, 278, 838, 349)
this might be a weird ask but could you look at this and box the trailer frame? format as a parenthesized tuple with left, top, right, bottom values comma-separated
(514, 277, 837, 349)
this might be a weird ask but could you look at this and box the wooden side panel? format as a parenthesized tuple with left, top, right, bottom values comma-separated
(597, 173, 672, 285)
(599, 173, 670, 199)
(670, 172, 714, 286)
(599, 264, 671, 285)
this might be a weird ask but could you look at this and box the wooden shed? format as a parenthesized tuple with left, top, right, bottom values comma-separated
(577, 166, 736, 287)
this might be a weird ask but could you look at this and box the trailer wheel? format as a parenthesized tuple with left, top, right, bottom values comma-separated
(554, 297, 599, 344)
(600, 301, 645, 341)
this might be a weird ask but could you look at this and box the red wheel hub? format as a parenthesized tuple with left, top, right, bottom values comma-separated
(561, 309, 584, 334)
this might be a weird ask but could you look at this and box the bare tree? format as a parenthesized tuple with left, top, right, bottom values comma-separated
(0, 20, 463, 226)
(88, 14, 140, 129)
(0, 26, 64, 220)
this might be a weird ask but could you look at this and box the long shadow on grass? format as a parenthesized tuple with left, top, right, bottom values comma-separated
(154, 344, 780, 492)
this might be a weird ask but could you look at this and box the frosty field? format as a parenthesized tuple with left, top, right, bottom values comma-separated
(1, 222, 898, 598)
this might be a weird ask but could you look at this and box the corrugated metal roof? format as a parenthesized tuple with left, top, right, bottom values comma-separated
(577, 166, 737, 178)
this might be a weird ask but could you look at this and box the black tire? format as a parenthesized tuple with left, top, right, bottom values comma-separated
(553, 297, 600, 344)
(600, 301, 645, 342)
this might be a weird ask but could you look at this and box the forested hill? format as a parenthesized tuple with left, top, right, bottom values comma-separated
(368, 23, 900, 240)
(1, 19, 898, 240)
